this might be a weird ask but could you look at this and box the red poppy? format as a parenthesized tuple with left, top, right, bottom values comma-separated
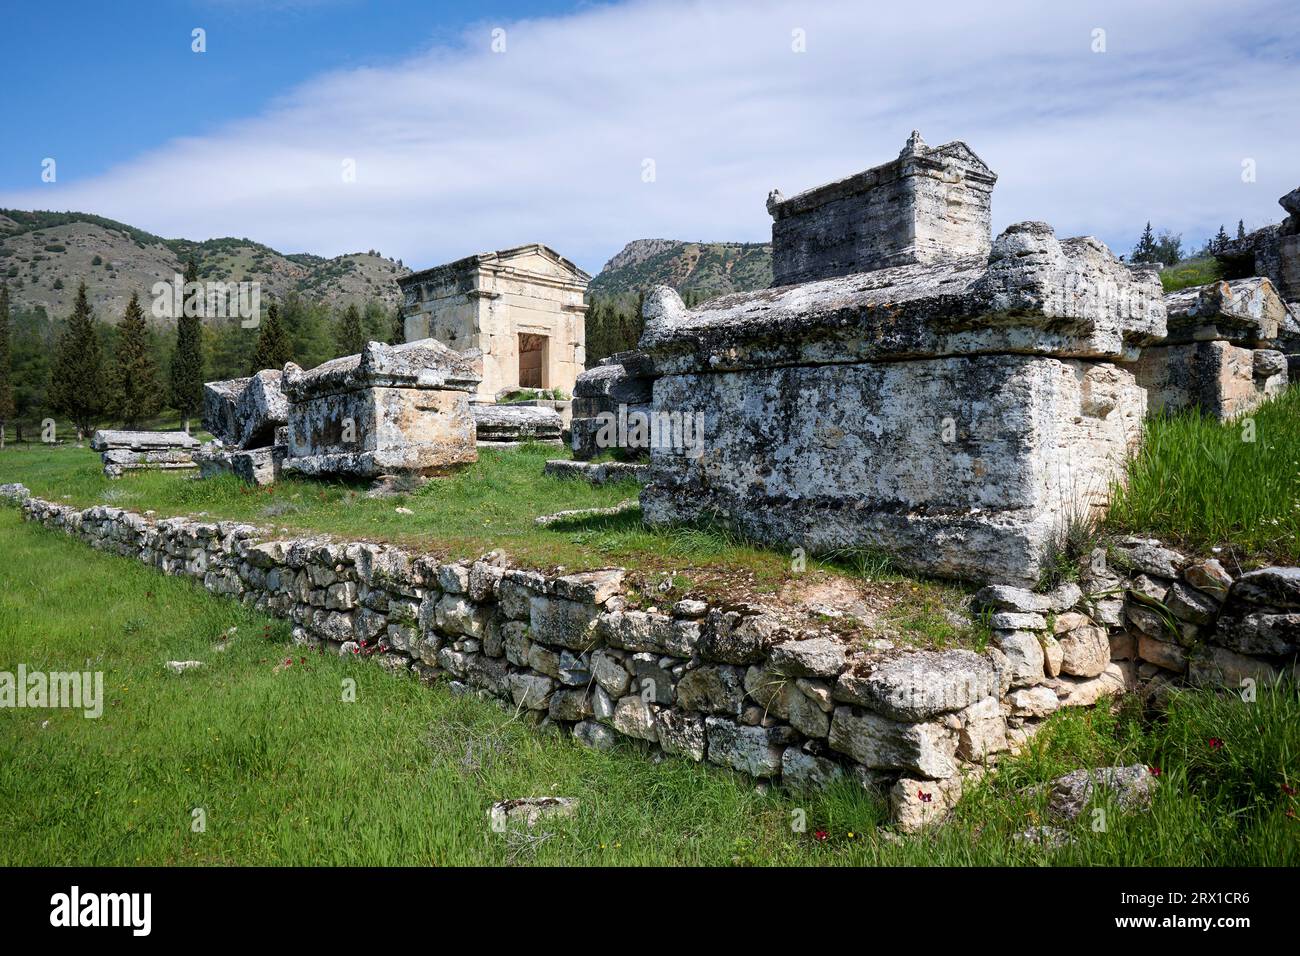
(917, 789, 932, 803)
(283, 657, 291, 666)
(1147, 766, 1162, 777)
(813, 829, 828, 842)
(1283, 783, 1297, 797)
(1208, 737, 1223, 750)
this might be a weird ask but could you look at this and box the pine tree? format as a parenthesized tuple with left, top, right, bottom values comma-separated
(336, 302, 365, 356)
(169, 257, 204, 432)
(1131, 222, 1158, 264)
(1237, 219, 1246, 241)
(0, 282, 14, 449)
(252, 302, 293, 373)
(1211, 225, 1230, 255)
(388, 307, 405, 346)
(48, 282, 105, 442)
(111, 292, 163, 428)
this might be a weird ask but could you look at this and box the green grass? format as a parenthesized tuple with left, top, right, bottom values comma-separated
(1159, 256, 1223, 293)
(1108, 386, 1300, 564)
(1, 508, 1295, 865)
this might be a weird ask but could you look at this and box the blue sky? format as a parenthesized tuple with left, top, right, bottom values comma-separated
(2, 0, 1298, 275)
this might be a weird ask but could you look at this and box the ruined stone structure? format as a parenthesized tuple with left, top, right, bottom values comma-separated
(471, 403, 564, 447)
(1133, 278, 1288, 421)
(6, 481, 1291, 832)
(199, 370, 290, 486)
(90, 429, 199, 479)
(397, 244, 589, 402)
(639, 172, 1166, 585)
(568, 350, 655, 461)
(767, 131, 997, 287)
(282, 338, 480, 478)
(1220, 186, 1300, 304)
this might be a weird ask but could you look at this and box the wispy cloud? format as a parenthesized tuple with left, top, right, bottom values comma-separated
(6, 0, 1298, 273)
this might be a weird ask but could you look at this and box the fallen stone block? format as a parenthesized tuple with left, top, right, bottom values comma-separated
(195, 442, 285, 486)
(472, 403, 564, 446)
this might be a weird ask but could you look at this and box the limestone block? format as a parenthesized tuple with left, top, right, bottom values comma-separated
(202, 377, 251, 445)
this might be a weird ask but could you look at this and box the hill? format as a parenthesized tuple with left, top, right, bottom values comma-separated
(0, 209, 409, 323)
(589, 238, 772, 299)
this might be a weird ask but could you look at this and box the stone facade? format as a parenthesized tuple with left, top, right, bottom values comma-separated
(282, 339, 481, 478)
(639, 213, 1165, 586)
(767, 132, 997, 287)
(398, 244, 589, 401)
(1132, 278, 1288, 421)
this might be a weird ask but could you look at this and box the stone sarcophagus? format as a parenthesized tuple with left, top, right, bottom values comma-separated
(638, 207, 1166, 586)
(1132, 277, 1288, 422)
(282, 339, 481, 478)
(90, 430, 200, 479)
(199, 369, 290, 485)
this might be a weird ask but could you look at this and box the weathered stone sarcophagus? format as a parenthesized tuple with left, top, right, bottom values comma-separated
(637, 135, 1167, 587)
(90, 430, 201, 479)
(1132, 277, 1288, 421)
(569, 350, 655, 461)
(281, 338, 481, 478)
(199, 369, 290, 485)
(471, 403, 564, 446)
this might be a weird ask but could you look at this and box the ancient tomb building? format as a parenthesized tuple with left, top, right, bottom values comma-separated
(638, 137, 1167, 586)
(281, 339, 481, 478)
(397, 244, 589, 402)
(1133, 278, 1289, 422)
(767, 131, 997, 287)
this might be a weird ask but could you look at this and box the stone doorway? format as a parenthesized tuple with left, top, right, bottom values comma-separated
(518, 333, 548, 388)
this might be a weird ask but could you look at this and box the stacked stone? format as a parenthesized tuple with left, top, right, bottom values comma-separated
(1219, 186, 1300, 304)
(282, 338, 481, 479)
(198, 369, 289, 486)
(1081, 538, 1296, 693)
(9, 484, 1121, 833)
(1132, 277, 1288, 422)
(90, 430, 200, 479)
(568, 350, 654, 461)
(471, 403, 564, 447)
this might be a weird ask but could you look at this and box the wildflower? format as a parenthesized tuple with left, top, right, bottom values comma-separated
(1208, 737, 1223, 750)
(1148, 766, 1162, 777)
(1282, 783, 1296, 797)
(917, 789, 932, 803)
(813, 829, 828, 842)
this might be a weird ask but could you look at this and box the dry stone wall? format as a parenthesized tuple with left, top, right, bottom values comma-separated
(3, 483, 1291, 832)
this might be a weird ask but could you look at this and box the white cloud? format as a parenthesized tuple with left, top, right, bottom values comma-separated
(6, 0, 1298, 273)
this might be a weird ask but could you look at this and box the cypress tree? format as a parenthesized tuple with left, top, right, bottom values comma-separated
(336, 302, 365, 356)
(252, 302, 293, 373)
(48, 282, 105, 442)
(1237, 219, 1246, 241)
(0, 282, 14, 449)
(389, 307, 405, 346)
(169, 257, 204, 432)
(112, 292, 164, 429)
(1131, 222, 1158, 264)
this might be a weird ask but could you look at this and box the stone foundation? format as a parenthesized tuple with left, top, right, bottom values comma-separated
(4, 483, 1290, 831)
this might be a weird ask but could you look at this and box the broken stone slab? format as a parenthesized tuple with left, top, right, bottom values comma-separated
(542, 459, 649, 485)
(282, 339, 481, 478)
(234, 369, 289, 448)
(1162, 277, 1286, 346)
(202, 377, 251, 445)
(1132, 339, 1287, 422)
(534, 499, 639, 528)
(195, 442, 285, 486)
(90, 430, 200, 452)
(643, 354, 1146, 587)
(1047, 765, 1156, 820)
(164, 660, 204, 674)
(488, 797, 578, 830)
(101, 448, 198, 468)
(472, 403, 564, 444)
(639, 221, 1165, 376)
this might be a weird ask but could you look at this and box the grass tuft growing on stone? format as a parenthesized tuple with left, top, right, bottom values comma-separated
(1107, 386, 1300, 565)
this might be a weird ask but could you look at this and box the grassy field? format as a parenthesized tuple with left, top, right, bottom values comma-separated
(0, 508, 1296, 865)
(1108, 386, 1300, 566)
